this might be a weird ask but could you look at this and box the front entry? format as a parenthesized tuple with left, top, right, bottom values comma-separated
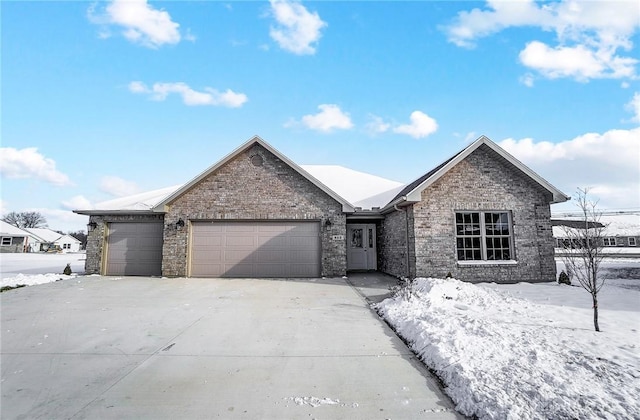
(347, 224, 377, 270)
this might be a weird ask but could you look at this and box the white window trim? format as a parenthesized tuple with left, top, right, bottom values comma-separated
(455, 210, 515, 262)
(457, 260, 518, 267)
(629, 237, 637, 247)
(1, 237, 12, 246)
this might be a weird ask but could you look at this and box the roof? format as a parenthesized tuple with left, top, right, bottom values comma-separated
(153, 136, 357, 213)
(300, 165, 404, 209)
(384, 135, 570, 211)
(0, 220, 31, 237)
(552, 212, 639, 237)
(24, 228, 63, 243)
(74, 185, 181, 215)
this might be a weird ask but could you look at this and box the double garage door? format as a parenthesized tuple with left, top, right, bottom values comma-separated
(190, 221, 321, 278)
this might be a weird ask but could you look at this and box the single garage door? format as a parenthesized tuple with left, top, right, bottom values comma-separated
(105, 222, 163, 276)
(190, 221, 320, 278)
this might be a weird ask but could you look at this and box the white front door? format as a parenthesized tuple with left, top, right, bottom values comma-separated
(347, 224, 377, 270)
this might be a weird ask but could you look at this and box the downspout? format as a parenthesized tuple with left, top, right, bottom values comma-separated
(394, 203, 411, 279)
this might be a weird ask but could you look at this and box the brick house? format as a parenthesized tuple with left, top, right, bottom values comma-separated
(76, 135, 569, 282)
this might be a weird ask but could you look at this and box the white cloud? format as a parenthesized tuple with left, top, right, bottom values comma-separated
(29, 207, 89, 233)
(393, 111, 439, 139)
(365, 115, 391, 135)
(269, 0, 327, 55)
(519, 73, 535, 87)
(61, 196, 94, 211)
(625, 92, 640, 123)
(0, 147, 72, 186)
(499, 127, 640, 209)
(444, 0, 640, 81)
(88, 0, 183, 48)
(299, 104, 353, 132)
(519, 41, 636, 81)
(99, 176, 141, 197)
(129, 81, 248, 108)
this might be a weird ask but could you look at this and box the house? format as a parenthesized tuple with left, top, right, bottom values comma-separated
(0, 220, 38, 253)
(553, 212, 640, 250)
(75, 135, 569, 282)
(24, 228, 82, 253)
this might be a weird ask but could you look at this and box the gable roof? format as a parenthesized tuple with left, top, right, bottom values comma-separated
(153, 136, 356, 213)
(0, 220, 31, 237)
(24, 228, 64, 243)
(383, 135, 569, 211)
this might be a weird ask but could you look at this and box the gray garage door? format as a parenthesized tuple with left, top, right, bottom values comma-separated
(106, 222, 163, 276)
(190, 221, 320, 278)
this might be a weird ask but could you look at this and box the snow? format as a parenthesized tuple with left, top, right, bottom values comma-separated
(553, 213, 640, 237)
(86, 185, 182, 211)
(0, 252, 86, 282)
(300, 165, 404, 208)
(2, 272, 78, 288)
(80, 167, 406, 213)
(376, 261, 640, 420)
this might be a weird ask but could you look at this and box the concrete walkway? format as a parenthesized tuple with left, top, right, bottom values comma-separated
(1, 275, 463, 419)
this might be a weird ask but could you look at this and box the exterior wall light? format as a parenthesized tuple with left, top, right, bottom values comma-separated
(176, 218, 185, 230)
(87, 221, 98, 232)
(324, 219, 332, 230)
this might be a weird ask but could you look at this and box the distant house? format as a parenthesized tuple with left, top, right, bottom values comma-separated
(24, 228, 82, 253)
(552, 213, 640, 250)
(76, 135, 569, 282)
(0, 220, 37, 253)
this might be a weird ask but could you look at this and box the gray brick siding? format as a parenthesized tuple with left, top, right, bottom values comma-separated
(162, 144, 346, 277)
(381, 145, 556, 283)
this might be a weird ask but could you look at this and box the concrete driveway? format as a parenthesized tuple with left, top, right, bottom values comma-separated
(1, 274, 463, 419)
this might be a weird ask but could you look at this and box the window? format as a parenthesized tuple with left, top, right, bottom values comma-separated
(629, 237, 637, 247)
(1, 237, 12, 246)
(603, 237, 616, 246)
(63, 244, 70, 249)
(456, 211, 513, 261)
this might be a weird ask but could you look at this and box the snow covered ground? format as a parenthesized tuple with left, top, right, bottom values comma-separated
(377, 259, 640, 420)
(0, 252, 85, 287)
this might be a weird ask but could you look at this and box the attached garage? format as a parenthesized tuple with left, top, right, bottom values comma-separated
(190, 221, 320, 278)
(105, 222, 163, 276)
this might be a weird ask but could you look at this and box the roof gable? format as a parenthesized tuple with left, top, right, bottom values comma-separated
(24, 228, 64, 243)
(385, 135, 569, 209)
(154, 136, 356, 212)
(0, 220, 31, 237)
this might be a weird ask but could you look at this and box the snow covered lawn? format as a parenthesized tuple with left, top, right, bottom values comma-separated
(376, 263, 640, 419)
(0, 252, 85, 288)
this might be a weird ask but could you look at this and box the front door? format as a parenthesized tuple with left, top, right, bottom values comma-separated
(347, 224, 377, 270)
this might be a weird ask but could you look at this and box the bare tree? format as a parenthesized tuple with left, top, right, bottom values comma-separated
(560, 188, 606, 332)
(2, 211, 48, 228)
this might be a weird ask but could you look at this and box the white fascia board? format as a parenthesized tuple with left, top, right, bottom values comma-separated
(153, 135, 355, 213)
(403, 136, 570, 204)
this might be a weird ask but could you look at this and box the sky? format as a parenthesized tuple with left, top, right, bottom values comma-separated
(2, 0, 639, 233)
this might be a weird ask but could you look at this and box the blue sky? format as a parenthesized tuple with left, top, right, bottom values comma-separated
(2, 0, 639, 232)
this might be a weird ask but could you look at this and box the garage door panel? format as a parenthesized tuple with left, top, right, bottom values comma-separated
(191, 221, 320, 278)
(106, 222, 163, 276)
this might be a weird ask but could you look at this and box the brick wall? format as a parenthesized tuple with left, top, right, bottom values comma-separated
(381, 145, 556, 283)
(84, 213, 164, 275)
(163, 144, 346, 277)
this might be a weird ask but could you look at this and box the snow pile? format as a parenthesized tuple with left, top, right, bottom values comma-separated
(376, 277, 640, 420)
(2, 273, 77, 289)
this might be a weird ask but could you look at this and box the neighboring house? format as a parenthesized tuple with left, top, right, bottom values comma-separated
(553, 213, 640, 249)
(24, 228, 82, 253)
(75, 135, 569, 282)
(0, 220, 37, 253)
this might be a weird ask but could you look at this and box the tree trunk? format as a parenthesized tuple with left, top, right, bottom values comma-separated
(592, 294, 600, 332)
